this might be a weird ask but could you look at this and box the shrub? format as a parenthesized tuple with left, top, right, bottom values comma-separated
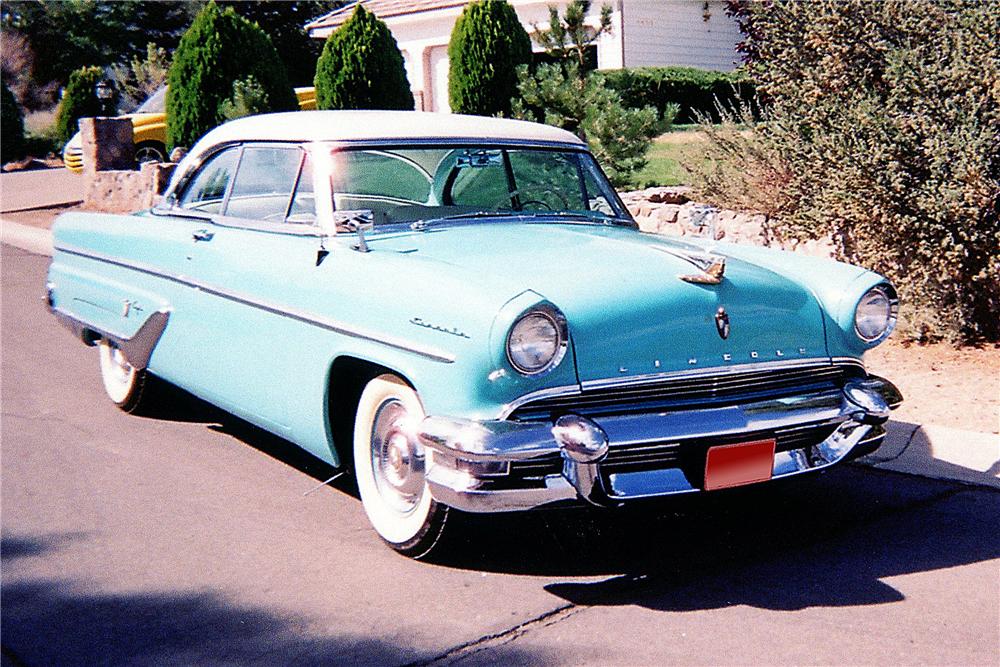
(314, 5, 413, 111)
(219, 75, 269, 121)
(448, 0, 531, 117)
(1, 78, 25, 162)
(599, 66, 756, 124)
(690, 0, 1000, 344)
(54, 65, 111, 145)
(109, 43, 171, 113)
(166, 1, 297, 149)
(513, 61, 662, 187)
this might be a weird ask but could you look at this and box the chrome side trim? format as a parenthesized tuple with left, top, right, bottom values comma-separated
(53, 306, 169, 370)
(53, 244, 456, 364)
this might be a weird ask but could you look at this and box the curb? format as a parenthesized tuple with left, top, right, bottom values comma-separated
(1, 218, 53, 256)
(859, 421, 1000, 490)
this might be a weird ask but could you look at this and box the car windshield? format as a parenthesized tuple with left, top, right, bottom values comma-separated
(135, 86, 167, 114)
(324, 146, 629, 227)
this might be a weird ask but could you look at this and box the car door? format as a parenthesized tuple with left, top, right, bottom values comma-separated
(167, 143, 327, 434)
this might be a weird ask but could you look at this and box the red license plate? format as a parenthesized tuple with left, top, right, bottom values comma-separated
(704, 438, 776, 491)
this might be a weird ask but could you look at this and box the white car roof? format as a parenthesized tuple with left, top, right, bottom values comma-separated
(192, 110, 586, 151)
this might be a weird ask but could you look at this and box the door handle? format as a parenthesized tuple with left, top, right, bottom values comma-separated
(192, 229, 214, 242)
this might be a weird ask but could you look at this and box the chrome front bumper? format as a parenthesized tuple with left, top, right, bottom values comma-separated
(417, 376, 901, 513)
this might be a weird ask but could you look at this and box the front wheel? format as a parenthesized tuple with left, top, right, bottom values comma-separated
(353, 374, 449, 558)
(98, 339, 148, 413)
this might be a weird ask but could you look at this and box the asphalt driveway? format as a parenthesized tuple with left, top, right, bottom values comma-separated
(2, 245, 999, 666)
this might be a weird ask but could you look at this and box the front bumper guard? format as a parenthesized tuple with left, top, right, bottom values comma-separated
(418, 376, 901, 513)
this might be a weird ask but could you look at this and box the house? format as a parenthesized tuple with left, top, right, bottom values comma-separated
(305, 0, 743, 113)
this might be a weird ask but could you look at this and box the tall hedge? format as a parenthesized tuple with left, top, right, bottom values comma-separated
(54, 65, 110, 144)
(448, 0, 531, 116)
(314, 5, 413, 111)
(2, 80, 26, 163)
(692, 0, 1000, 343)
(599, 66, 756, 124)
(166, 1, 297, 149)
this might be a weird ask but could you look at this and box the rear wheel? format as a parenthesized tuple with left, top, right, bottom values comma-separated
(134, 141, 167, 165)
(98, 339, 147, 413)
(353, 374, 449, 558)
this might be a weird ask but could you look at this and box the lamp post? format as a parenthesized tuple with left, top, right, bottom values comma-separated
(94, 80, 115, 116)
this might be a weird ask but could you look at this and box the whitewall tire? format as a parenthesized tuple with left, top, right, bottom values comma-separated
(353, 374, 448, 558)
(98, 339, 147, 413)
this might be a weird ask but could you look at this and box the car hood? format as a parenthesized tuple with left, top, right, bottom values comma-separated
(368, 221, 829, 382)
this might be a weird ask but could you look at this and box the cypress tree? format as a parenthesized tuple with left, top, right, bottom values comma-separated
(166, 1, 297, 149)
(448, 0, 531, 117)
(2, 80, 26, 163)
(314, 5, 414, 111)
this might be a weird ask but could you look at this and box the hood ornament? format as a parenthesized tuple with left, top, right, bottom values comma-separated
(715, 307, 730, 340)
(652, 246, 726, 284)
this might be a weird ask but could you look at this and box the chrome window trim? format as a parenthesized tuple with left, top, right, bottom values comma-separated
(53, 244, 456, 364)
(497, 357, 865, 420)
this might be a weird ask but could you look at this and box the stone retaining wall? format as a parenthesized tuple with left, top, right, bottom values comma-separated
(620, 186, 837, 259)
(79, 117, 175, 213)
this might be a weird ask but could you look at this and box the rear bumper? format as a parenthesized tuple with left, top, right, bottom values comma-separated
(418, 376, 901, 512)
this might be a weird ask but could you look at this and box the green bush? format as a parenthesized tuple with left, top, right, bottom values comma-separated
(513, 61, 662, 187)
(314, 5, 413, 111)
(219, 75, 270, 121)
(1, 79, 26, 163)
(54, 65, 111, 145)
(448, 0, 531, 117)
(599, 66, 756, 124)
(166, 1, 297, 149)
(690, 0, 1000, 344)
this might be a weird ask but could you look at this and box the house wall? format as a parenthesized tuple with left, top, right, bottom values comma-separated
(622, 0, 742, 71)
(308, 0, 741, 112)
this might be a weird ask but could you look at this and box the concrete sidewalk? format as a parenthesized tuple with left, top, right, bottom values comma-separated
(4, 219, 998, 492)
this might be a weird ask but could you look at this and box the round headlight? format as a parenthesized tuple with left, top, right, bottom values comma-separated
(506, 307, 567, 376)
(854, 285, 897, 343)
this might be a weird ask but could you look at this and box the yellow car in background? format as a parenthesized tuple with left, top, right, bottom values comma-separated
(63, 86, 317, 172)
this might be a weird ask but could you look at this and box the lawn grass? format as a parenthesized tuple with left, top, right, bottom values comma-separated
(627, 125, 708, 190)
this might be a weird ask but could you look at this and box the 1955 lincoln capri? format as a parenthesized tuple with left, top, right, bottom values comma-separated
(47, 110, 902, 557)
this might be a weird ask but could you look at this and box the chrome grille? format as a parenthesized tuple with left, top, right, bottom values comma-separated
(507, 419, 843, 480)
(509, 362, 860, 421)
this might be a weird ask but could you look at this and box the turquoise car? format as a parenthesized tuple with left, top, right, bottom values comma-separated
(47, 111, 902, 558)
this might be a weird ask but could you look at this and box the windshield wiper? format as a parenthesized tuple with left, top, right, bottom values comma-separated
(525, 210, 625, 225)
(410, 210, 519, 231)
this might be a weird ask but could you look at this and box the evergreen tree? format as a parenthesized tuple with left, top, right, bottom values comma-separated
(166, 1, 297, 149)
(448, 0, 531, 117)
(1, 79, 25, 163)
(314, 5, 413, 111)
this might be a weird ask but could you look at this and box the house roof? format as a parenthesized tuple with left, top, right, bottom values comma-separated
(187, 111, 585, 159)
(305, 1, 469, 31)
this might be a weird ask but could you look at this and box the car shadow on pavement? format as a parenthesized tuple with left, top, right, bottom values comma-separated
(134, 380, 360, 497)
(1, 534, 550, 666)
(434, 468, 1000, 611)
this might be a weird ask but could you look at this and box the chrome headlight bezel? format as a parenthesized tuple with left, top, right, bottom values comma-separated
(505, 304, 568, 377)
(854, 284, 898, 344)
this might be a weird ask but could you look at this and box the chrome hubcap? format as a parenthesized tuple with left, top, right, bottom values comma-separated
(371, 399, 425, 514)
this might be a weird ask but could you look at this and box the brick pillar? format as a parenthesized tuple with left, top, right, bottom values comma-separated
(78, 117, 134, 173)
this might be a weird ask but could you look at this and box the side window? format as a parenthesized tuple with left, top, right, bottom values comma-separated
(224, 146, 304, 221)
(178, 147, 239, 213)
